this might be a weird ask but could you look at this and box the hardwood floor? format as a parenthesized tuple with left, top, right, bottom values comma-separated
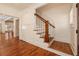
(0, 33, 58, 56)
(50, 41, 73, 55)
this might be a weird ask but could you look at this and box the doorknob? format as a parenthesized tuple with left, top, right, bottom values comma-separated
(76, 30, 78, 34)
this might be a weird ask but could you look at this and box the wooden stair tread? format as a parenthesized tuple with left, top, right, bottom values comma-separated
(49, 37, 54, 42)
(37, 32, 44, 34)
(40, 35, 54, 41)
(34, 30, 39, 31)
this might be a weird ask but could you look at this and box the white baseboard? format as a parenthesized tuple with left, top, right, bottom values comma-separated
(48, 39, 54, 47)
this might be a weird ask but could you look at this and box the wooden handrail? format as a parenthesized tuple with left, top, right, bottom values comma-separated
(34, 13, 47, 23)
(34, 13, 55, 28)
(35, 13, 55, 42)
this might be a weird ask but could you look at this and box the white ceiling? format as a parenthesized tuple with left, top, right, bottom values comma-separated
(0, 3, 47, 20)
(0, 3, 72, 20)
(0, 3, 46, 10)
(37, 3, 73, 13)
(0, 14, 17, 21)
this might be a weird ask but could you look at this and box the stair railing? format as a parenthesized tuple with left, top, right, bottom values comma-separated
(34, 13, 55, 42)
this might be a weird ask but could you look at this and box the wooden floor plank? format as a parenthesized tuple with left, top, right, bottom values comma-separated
(0, 33, 58, 56)
(50, 41, 73, 55)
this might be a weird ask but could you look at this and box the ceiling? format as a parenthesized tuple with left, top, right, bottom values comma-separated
(0, 14, 17, 21)
(0, 3, 47, 20)
(37, 3, 73, 13)
(0, 3, 47, 10)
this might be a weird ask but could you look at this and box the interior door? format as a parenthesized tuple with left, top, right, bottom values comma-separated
(77, 3, 79, 55)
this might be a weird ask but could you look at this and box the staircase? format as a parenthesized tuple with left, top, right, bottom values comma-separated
(34, 13, 55, 47)
(34, 13, 73, 56)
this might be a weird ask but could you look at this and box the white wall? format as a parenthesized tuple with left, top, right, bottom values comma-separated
(0, 4, 21, 38)
(0, 4, 36, 41)
(0, 3, 76, 55)
(19, 8, 36, 40)
(36, 3, 72, 43)
(69, 4, 77, 55)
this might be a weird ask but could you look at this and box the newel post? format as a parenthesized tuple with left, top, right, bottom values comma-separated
(44, 20, 49, 42)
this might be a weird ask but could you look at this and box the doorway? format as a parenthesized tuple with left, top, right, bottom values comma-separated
(76, 3, 79, 55)
(5, 20, 14, 40)
(0, 15, 19, 41)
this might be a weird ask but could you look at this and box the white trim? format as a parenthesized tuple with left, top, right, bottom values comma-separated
(70, 44, 77, 55)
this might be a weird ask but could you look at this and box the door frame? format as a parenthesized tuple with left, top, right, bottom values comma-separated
(76, 3, 79, 56)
